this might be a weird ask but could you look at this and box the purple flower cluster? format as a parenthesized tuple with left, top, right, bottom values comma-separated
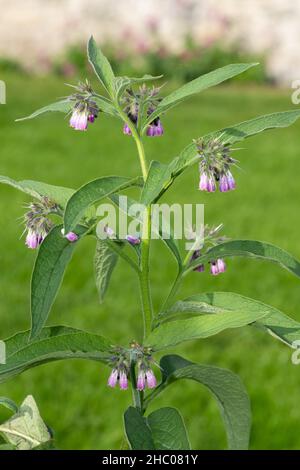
(68, 81, 99, 131)
(197, 138, 237, 193)
(136, 367, 157, 391)
(146, 118, 164, 137)
(24, 198, 56, 250)
(191, 250, 226, 276)
(107, 367, 128, 390)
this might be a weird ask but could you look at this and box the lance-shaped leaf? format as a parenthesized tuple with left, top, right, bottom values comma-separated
(142, 63, 258, 130)
(64, 176, 142, 233)
(87, 36, 115, 95)
(174, 110, 300, 174)
(172, 292, 300, 348)
(124, 406, 190, 450)
(0, 326, 113, 384)
(186, 239, 300, 279)
(94, 239, 119, 302)
(0, 395, 51, 450)
(147, 300, 268, 350)
(146, 355, 251, 450)
(140, 160, 178, 205)
(0, 175, 74, 210)
(31, 225, 87, 338)
(16, 96, 119, 121)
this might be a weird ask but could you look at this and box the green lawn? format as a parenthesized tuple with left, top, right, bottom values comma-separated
(0, 73, 300, 449)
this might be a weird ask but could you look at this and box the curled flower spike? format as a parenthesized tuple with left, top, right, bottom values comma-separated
(68, 81, 99, 131)
(126, 235, 141, 245)
(23, 198, 55, 250)
(197, 138, 237, 193)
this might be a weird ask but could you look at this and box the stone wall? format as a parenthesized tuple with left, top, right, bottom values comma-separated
(0, 0, 299, 84)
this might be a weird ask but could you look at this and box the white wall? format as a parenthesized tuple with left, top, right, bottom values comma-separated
(0, 0, 299, 84)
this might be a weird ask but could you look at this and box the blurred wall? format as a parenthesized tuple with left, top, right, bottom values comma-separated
(0, 0, 299, 84)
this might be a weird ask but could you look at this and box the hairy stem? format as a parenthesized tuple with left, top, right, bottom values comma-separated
(130, 362, 143, 411)
(139, 206, 153, 340)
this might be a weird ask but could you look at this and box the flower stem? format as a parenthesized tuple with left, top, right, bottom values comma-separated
(130, 361, 143, 411)
(139, 206, 153, 340)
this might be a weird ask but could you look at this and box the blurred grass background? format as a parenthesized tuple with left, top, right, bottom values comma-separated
(0, 72, 300, 449)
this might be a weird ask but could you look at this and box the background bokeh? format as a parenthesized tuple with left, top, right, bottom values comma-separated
(0, 0, 300, 450)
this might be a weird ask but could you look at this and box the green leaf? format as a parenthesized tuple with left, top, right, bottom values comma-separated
(64, 176, 142, 233)
(186, 240, 300, 279)
(15, 99, 73, 121)
(147, 407, 190, 450)
(142, 63, 258, 129)
(147, 299, 269, 350)
(31, 225, 87, 338)
(205, 110, 300, 145)
(87, 36, 115, 95)
(180, 292, 300, 348)
(0, 326, 113, 384)
(124, 406, 190, 450)
(16, 96, 119, 121)
(0, 397, 18, 414)
(94, 239, 119, 302)
(150, 355, 251, 450)
(140, 160, 178, 205)
(124, 407, 154, 450)
(0, 175, 74, 210)
(0, 395, 51, 450)
(174, 110, 300, 174)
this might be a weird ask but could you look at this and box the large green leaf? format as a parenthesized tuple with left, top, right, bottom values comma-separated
(64, 176, 142, 233)
(147, 299, 269, 350)
(94, 239, 119, 302)
(177, 292, 300, 348)
(174, 110, 300, 175)
(124, 407, 154, 450)
(0, 326, 113, 384)
(87, 36, 115, 95)
(15, 99, 73, 122)
(0, 175, 74, 210)
(124, 406, 190, 450)
(31, 225, 87, 338)
(0, 395, 51, 450)
(186, 240, 300, 279)
(16, 96, 118, 121)
(147, 355, 251, 450)
(147, 407, 190, 450)
(142, 63, 257, 129)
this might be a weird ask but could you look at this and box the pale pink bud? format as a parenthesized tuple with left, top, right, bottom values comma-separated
(107, 369, 118, 388)
(146, 369, 157, 389)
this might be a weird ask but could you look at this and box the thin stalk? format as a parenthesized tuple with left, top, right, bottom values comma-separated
(130, 362, 143, 411)
(139, 206, 153, 340)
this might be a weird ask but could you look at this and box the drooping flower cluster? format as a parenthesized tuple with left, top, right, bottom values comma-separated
(68, 81, 99, 131)
(122, 85, 164, 137)
(196, 137, 237, 193)
(107, 344, 157, 392)
(189, 224, 228, 276)
(23, 198, 57, 249)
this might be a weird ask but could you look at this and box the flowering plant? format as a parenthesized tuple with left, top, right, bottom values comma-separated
(1, 37, 300, 450)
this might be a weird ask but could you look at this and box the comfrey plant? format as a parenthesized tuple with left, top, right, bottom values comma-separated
(1, 37, 300, 450)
